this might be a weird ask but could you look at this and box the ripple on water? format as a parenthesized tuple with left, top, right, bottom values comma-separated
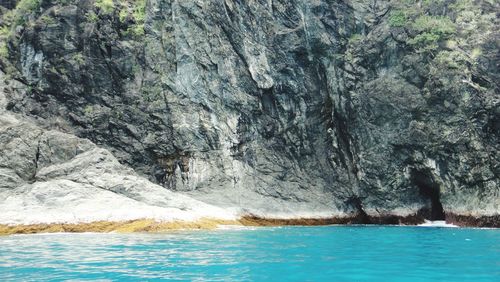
(0, 226, 499, 281)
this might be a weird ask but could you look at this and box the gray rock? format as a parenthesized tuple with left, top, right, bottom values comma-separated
(0, 77, 235, 224)
(0, 0, 498, 223)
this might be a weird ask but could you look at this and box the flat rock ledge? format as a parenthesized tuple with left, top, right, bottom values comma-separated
(445, 214, 500, 228)
(0, 218, 240, 236)
(236, 214, 499, 228)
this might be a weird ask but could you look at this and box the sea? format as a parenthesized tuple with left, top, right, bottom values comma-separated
(0, 225, 498, 281)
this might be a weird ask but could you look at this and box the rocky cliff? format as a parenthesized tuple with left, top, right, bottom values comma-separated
(0, 0, 498, 226)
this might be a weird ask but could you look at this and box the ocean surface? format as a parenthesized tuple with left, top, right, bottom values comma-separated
(0, 225, 498, 281)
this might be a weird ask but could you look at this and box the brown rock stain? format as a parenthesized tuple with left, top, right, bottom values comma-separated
(1, 214, 497, 235)
(0, 218, 240, 236)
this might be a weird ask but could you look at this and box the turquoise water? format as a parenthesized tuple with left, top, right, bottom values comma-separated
(0, 226, 498, 281)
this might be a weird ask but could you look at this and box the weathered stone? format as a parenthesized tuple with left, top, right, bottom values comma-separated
(0, 0, 498, 225)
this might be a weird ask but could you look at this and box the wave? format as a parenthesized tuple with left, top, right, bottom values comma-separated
(418, 220, 458, 228)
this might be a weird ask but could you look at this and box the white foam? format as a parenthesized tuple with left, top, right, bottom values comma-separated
(216, 225, 258, 231)
(418, 220, 458, 228)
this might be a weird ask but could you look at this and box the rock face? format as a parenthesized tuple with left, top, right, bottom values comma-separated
(0, 0, 498, 225)
(0, 72, 235, 225)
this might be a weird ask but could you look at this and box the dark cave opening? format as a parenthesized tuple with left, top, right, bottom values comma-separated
(345, 196, 371, 224)
(410, 170, 445, 221)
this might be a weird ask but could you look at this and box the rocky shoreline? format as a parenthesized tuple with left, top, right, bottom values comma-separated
(444, 214, 500, 228)
(1, 213, 497, 236)
(242, 214, 500, 228)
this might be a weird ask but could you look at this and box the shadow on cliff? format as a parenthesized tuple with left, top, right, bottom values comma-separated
(410, 169, 445, 221)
